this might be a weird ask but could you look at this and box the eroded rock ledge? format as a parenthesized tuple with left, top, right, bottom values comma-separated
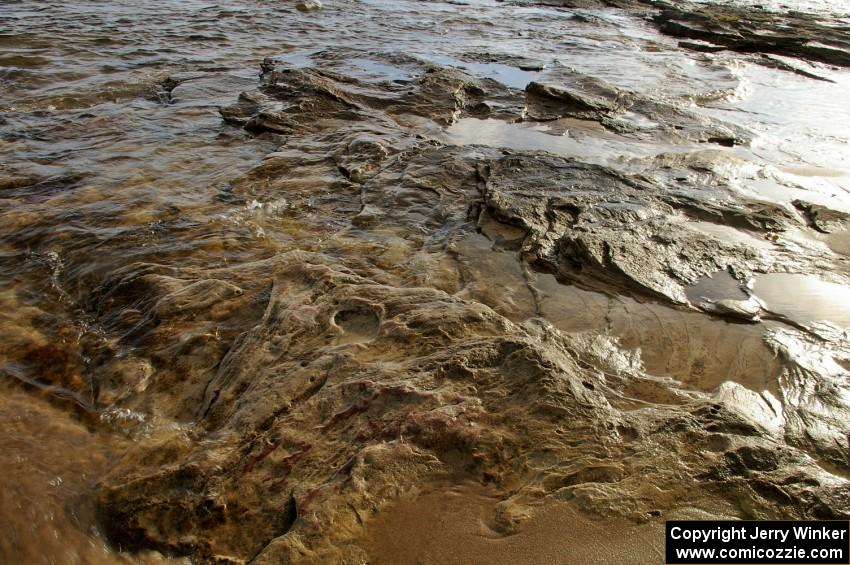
(75, 39, 850, 565)
(526, 0, 850, 68)
(92, 254, 850, 563)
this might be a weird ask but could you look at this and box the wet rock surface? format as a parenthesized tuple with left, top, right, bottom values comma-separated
(652, 1, 850, 67)
(528, 0, 850, 68)
(2, 0, 850, 563)
(89, 254, 850, 562)
(84, 46, 850, 563)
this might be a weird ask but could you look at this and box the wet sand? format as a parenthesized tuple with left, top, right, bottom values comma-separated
(363, 484, 666, 565)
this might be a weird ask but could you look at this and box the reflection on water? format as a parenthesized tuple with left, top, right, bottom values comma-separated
(415, 53, 544, 89)
(754, 273, 850, 328)
(685, 271, 749, 304)
(449, 233, 783, 395)
(685, 221, 774, 251)
(442, 117, 708, 164)
(698, 62, 850, 200)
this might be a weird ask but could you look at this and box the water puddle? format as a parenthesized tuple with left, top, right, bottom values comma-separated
(821, 230, 850, 256)
(268, 49, 321, 70)
(452, 232, 536, 322)
(270, 48, 547, 89)
(685, 271, 749, 304)
(699, 61, 850, 207)
(441, 118, 708, 164)
(347, 57, 415, 83)
(414, 53, 544, 89)
(334, 305, 381, 344)
(451, 235, 779, 395)
(531, 273, 780, 394)
(270, 50, 415, 83)
(780, 165, 849, 178)
(685, 221, 775, 251)
(753, 273, 850, 328)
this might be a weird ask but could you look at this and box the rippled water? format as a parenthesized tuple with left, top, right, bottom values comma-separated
(2, 0, 850, 562)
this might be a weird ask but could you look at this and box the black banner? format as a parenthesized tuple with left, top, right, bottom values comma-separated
(666, 520, 849, 564)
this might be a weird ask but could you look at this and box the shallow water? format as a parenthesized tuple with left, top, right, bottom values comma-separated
(442, 117, 713, 164)
(2, 0, 850, 562)
(754, 272, 850, 328)
(0, 383, 187, 565)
